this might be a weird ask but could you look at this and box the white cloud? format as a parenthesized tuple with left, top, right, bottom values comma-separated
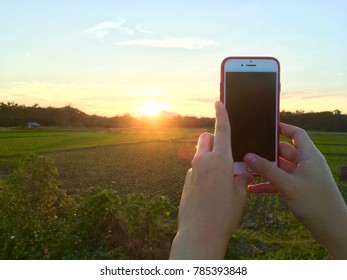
(85, 20, 218, 49)
(85, 20, 126, 33)
(135, 24, 154, 34)
(84, 19, 132, 41)
(114, 37, 218, 49)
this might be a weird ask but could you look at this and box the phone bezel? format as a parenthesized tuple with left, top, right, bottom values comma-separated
(220, 56, 280, 175)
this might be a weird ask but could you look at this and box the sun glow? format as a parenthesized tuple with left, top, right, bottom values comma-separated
(139, 101, 171, 116)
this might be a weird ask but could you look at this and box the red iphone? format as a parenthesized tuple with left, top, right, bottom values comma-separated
(220, 56, 280, 175)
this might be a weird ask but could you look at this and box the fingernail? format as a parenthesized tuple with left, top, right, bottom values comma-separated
(215, 101, 223, 110)
(197, 133, 207, 146)
(245, 153, 257, 164)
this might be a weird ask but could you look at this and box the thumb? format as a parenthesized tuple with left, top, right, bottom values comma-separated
(244, 153, 288, 189)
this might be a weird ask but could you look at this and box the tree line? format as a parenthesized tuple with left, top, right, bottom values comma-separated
(1, 102, 347, 131)
(280, 110, 347, 132)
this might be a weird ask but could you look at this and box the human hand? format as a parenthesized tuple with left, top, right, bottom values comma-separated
(169, 101, 251, 260)
(244, 123, 347, 259)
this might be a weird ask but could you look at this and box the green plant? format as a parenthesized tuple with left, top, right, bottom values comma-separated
(120, 193, 176, 259)
(0, 154, 177, 259)
(0, 154, 73, 259)
(73, 187, 125, 259)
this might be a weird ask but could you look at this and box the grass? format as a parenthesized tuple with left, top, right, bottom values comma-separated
(0, 127, 202, 161)
(0, 127, 346, 259)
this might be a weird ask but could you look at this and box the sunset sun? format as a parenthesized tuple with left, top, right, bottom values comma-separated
(139, 101, 171, 116)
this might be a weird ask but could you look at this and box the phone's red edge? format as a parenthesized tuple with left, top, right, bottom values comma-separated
(220, 56, 281, 170)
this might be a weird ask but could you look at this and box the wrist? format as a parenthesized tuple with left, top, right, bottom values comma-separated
(169, 228, 229, 260)
(318, 206, 347, 259)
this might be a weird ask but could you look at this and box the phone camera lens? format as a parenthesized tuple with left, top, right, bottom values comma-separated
(241, 64, 244, 67)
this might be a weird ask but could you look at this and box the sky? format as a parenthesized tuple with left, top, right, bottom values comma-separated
(0, 0, 346, 117)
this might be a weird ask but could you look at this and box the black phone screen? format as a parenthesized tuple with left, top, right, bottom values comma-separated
(225, 72, 277, 162)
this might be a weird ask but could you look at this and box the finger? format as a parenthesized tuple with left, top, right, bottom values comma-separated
(280, 123, 319, 160)
(177, 168, 193, 221)
(181, 168, 193, 196)
(244, 153, 289, 190)
(194, 132, 214, 158)
(279, 157, 297, 173)
(279, 141, 297, 163)
(248, 182, 278, 193)
(213, 101, 232, 155)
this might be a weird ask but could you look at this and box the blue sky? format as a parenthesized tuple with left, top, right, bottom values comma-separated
(0, 0, 346, 117)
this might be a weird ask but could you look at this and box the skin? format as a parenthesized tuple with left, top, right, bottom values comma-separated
(170, 101, 347, 260)
(170, 101, 251, 259)
(244, 123, 347, 259)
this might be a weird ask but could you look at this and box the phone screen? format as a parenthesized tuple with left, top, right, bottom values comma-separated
(225, 72, 277, 162)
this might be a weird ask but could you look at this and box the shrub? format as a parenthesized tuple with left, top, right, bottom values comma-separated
(73, 187, 126, 259)
(0, 154, 73, 259)
(0, 154, 176, 259)
(120, 193, 176, 259)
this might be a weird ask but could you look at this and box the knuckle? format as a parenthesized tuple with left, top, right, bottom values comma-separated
(297, 127, 308, 137)
(191, 157, 197, 167)
(315, 150, 327, 164)
(185, 168, 192, 180)
(215, 119, 229, 133)
(211, 152, 229, 166)
(258, 158, 272, 177)
(192, 152, 228, 169)
(191, 153, 203, 167)
(213, 153, 224, 162)
(294, 127, 309, 141)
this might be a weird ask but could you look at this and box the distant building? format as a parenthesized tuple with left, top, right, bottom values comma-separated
(27, 122, 40, 128)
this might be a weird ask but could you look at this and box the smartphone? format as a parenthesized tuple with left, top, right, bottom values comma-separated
(220, 56, 280, 175)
